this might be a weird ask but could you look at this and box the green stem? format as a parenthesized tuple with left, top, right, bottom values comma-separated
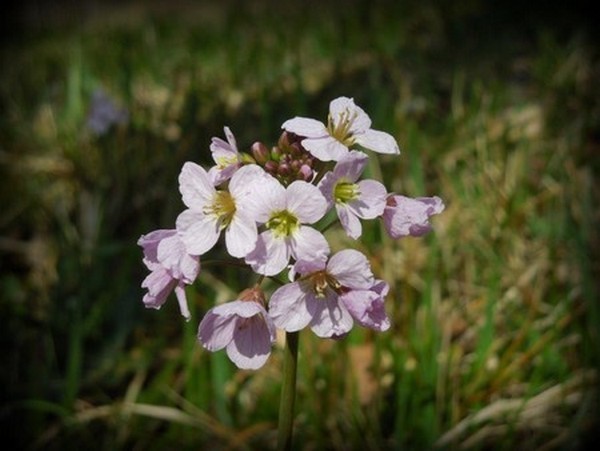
(277, 331, 299, 451)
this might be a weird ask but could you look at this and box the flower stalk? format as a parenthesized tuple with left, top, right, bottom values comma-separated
(277, 331, 299, 451)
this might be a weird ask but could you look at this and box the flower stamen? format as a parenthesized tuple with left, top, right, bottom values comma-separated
(204, 191, 236, 229)
(266, 210, 300, 238)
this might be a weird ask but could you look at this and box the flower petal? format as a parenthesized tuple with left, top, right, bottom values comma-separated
(349, 179, 387, 219)
(142, 268, 177, 309)
(198, 303, 240, 351)
(383, 195, 445, 238)
(302, 136, 349, 162)
(332, 150, 368, 182)
(336, 204, 362, 239)
(327, 249, 373, 289)
(308, 291, 354, 338)
(178, 162, 215, 208)
(176, 209, 220, 255)
(157, 233, 200, 282)
(269, 282, 313, 332)
(329, 97, 372, 134)
(225, 210, 258, 258)
(340, 289, 390, 331)
(173, 283, 192, 321)
(244, 231, 290, 276)
(243, 172, 286, 223)
(282, 117, 328, 138)
(290, 226, 330, 263)
(286, 181, 327, 223)
(227, 312, 275, 370)
(355, 129, 400, 155)
(138, 229, 176, 266)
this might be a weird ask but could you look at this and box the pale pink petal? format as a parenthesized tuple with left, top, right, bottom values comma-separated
(355, 129, 400, 155)
(307, 292, 354, 338)
(329, 97, 372, 134)
(290, 226, 330, 264)
(286, 181, 327, 224)
(349, 179, 387, 219)
(383, 195, 445, 238)
(316, 171, 336, 208)
(176, 209, 220, 255)
(198, 303, 241, 351)
(142, 268, 176, 309)
(291, 258, 327, 279)
(227, 313, 274, 370)
(269, 282, 313, 331)
(336, 204, 362, 240)
(332, 150, 368, 182)
(225, 210, 258, 258)
(243, 173, 286, 223)
(282, 117, 328, 138)
(138, 229, 175, 266)
(245, 231, 290, 276)
(178, 162, 215, 208)
(302, 136, 349, 162)
(173, 283, 192, 321)
(228, 164, 267, 200)
(340, 290, 389, 331)
(327, 249, 374, 289)
(157, 233, 200, 282)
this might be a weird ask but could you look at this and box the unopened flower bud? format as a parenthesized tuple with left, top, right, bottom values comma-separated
(270, 146, 282, 162)
(298, 164, 313, 181)
(278, 163, 291, 176)
(278, 131, 292, 149)
(264, 160, 278, 175)
(251, 141, 270, 164)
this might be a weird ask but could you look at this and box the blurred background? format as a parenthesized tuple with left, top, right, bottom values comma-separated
(1, 0, 599, 449)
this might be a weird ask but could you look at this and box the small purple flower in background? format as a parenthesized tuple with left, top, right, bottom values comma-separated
(198, 287, 276, 370)
(176, 163, 267, 258)
(244, 177, 329, 276)
(318, 150, 387, 239)
(382, 195, 445, 238)
(86, 88, 128, 135)
(282, 96, 399, 162)
(268, 249, 388, 338)
(208, 126, 242, 186)
(138, 229, 200, 320)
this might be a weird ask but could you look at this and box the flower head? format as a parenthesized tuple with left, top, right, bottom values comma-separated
(318, 150, 387, 239)
(176, 163, 267, 258)
(382, 195, 445, 239)
(269, 249, 387, 338)
(282, 96, 399, 162)
(198, 287, 276, 370)
(138, 229, 200, 320)
(208, 126, 242, 185)
(244, 176, 329, 276)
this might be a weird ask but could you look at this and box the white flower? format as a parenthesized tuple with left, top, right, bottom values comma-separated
(282, 96, 400, 161)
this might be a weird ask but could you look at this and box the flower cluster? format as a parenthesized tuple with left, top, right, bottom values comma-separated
(138, 96, 444, 369)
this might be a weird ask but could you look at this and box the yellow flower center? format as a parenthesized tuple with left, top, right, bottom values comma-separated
(266, 210, 299, 238)
(215, 155, 238, 169)
(309, 270, 342, 298)
(327, 108, 357, 146)
(204, 191, 236, 229)
(334, 181, 360, 204)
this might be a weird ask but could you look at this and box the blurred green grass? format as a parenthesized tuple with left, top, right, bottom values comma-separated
(1, 0, 599, 449)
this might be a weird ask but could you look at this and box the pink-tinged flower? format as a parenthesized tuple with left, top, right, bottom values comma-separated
(382, 195, 445, 238)
(342, 279, 391, 332)
(207, 126, 242, 186)
(244, 177, 329, 276)
(318, 150, 387, 239)
(282, 96, 400, 162)
(269, 249, 381, 338)
(138, 229, 200, 320)
(176, 163, 267, 258)
(198, 288, 276, 370)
